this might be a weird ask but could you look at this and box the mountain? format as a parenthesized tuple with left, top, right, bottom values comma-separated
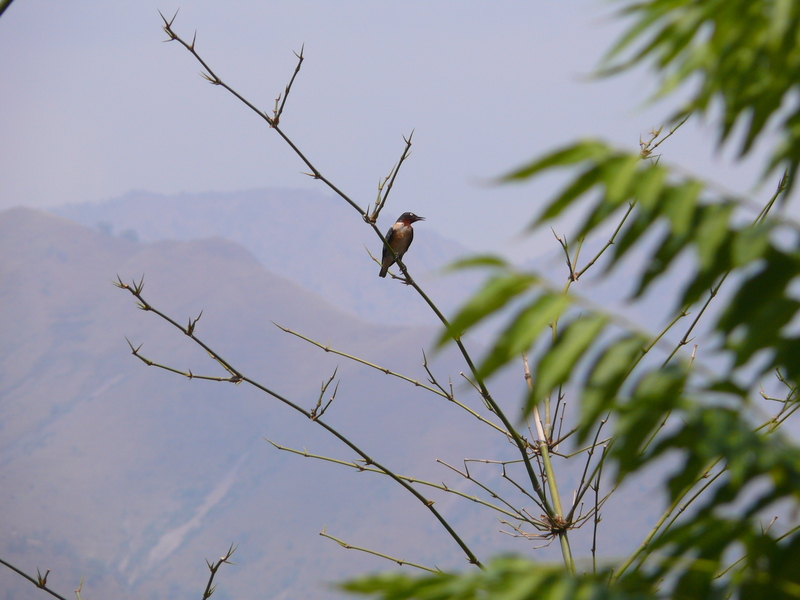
(0, 207, 670, 599)
(51, 189, 484, 327)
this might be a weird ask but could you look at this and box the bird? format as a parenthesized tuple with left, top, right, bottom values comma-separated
(379, 212, 425, 278)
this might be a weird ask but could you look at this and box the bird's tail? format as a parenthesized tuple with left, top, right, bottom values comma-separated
(378, 265, 388, 278)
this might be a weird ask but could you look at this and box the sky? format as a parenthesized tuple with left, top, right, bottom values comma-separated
(0, 0, 784, 258)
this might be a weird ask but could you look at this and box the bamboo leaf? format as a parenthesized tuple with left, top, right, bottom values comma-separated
(501, 140, 613, 182)
(477, 294, 571, 380)
(534, 163, 605, 225)
(579, 335, 646, 442)
(437, 273, 537, 348)
(528, 314, 607, 413)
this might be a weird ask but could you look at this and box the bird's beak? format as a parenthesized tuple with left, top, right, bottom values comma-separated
(415, 216, 426, 222)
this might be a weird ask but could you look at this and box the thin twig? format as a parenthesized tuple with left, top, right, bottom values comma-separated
(159, 11, 365, 215)
(268, 440, 526, 519)
(371, 132, 414, 222)
(436, 458, 540, 521)
(0, 559, 69, 600)
(320, 527, 440, 573)
(572, 202, 635, 280)
(273, 44, 304, 125)
(116, 278, 483, 567)
(202, 544, 237, 600)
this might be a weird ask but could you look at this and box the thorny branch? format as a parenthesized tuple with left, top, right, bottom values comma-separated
(114, 275, 483, 567)
(268, 441, 527, 520)
(274, 323, 512, 436)
(310, 367, 338, 421)
(0, 559, 68, 600)
(202, 544, 237, 600)
(319, 528, 440, 574)
(159, 11, 552, 515)
(370, 131, 414, 222)
(272, 44, 304, 125)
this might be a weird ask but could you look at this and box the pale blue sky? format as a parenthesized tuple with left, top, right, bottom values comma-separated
(0, 1, 777, 257)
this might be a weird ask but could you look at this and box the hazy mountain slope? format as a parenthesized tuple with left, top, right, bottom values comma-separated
(0, 208, 511, 599)
(0, 208, 668, 600)
(52, 189, 482, 327)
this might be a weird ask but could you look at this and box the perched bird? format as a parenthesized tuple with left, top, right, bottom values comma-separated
(379, 212, 425, 278)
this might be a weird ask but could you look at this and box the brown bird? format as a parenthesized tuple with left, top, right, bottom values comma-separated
(379, 212, 425, 278)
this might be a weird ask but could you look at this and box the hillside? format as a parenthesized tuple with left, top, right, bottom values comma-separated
(52, 189, 482, 327)
(0, 207, 667, 599)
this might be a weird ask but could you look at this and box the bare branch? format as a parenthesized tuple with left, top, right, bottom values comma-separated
(0, 559, 69, 600)
(273, 44, 304, 125)
(116, 281, 483, 567)
(320, 527, 440, 573)
(268, 441, 526, 519)
(202, 544, 237, 600)
(370, 131, 414, 222)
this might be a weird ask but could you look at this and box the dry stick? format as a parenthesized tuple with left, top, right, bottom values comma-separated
(268, 441, 528, 521)
(550, 425, 580, 449)
(319, 528, 440, 574)
(273, 45, 304, 125)
(437, 458, 544, 521)
(525, 176, 642, 566)
(273, 324, 511, 437)
(554, 436, 612, 460)
(310, 367, 338, 420)
(115, 279, 482, 568)
(160, 11, 364, 217)
(555, 116, 688, 331)
(552, 229, 577, 281)
(522, 353, 575, 575)
(371, 133, 414, 221)
(202, 544, 237, 600)
(771, 402, 800, 431)
(125, 338, 239, 382)
(639, 114, 692, 162)
(386, 251, 553, 514)
(591, 448, 607, 574)
(531, 293, 698, 564)
(573, 202, 636, 281)
(490, 460, 550, 513)
(564, 419, 609, 525)
(549, 388, 566, 444)
(548, 288, 710, 571)
(759, 369, 800, 432)
(660, 275, 727, 368)
(160, 13, 550, 517)
(0, 559, 68, 600)
(275, 323, 447, 397)
(558, 115, 687, 291)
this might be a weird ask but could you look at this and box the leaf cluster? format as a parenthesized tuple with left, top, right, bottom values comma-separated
(604, 0, 800, 188)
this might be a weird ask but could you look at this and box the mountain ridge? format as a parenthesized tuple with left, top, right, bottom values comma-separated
(51, 188, 483, 327)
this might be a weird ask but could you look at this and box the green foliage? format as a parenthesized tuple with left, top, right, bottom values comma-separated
(346, 0, 800, 598)
(343, 556, 651, 600)
(603, 0, 800, 187)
